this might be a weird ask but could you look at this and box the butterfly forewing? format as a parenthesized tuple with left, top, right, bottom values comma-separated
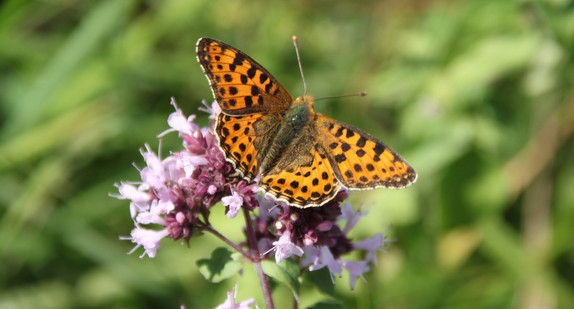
(196, 38, 293, 115)
(216, 113, 264, 180)
(315, 115, 417, 189)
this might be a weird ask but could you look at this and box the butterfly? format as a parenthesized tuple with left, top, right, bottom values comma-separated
(196, 37, 417, 208)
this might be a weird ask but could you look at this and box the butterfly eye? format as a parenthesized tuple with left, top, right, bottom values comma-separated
(292, 115, 301, 123)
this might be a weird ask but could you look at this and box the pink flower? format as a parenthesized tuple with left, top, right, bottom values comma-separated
(115, 183, 150, 204)
(175, 151, 209, 177)
(135, 204, 166, 226)
(140, 144, 168, 189)
(353, 233, 386, 266)
(339, 202, 368, 234)
(125, 227, 170, 258)
(302, 246, 342, 278)
(113, 183, 151, 218)
(340, 260, 370, 290)
(199, 100, 221, 121)
(158, 98, 200, 137)
(222, 191, 244, 219)
(271, 231, 304, 263)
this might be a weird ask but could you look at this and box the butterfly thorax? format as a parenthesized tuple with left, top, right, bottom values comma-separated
(259, 94, 316, 174)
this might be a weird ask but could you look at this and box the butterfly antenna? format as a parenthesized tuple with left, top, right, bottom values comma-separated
(315, 91, 367, 102)
(292, 35, 308, 95)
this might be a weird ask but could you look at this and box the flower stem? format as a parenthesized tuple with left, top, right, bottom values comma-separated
(243, 206, 275, 309)
(202, 223, 253, 261)
(254, 261, 274, 309)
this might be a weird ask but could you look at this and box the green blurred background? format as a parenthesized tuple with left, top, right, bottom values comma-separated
(1, 0, 574, 308)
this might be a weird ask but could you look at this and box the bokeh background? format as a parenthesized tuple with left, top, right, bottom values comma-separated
(2, 0, 574, 308)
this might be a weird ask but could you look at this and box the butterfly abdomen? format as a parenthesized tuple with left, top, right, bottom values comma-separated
(259, 96, 314, 174)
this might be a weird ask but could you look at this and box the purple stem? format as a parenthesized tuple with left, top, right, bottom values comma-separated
(243, 206, 275, 309)
(202, 223, 253, 261)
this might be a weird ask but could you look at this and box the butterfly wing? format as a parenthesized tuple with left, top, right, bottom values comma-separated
(315, 115, 417, 189)
(258, 129, 342, 208)
(196, 38, 293, 115)
(216, 112, 284, 181)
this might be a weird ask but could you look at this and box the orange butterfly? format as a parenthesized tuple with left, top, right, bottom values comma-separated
(196, 38, 417, 208)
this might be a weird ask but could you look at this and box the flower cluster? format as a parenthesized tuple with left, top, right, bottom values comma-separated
(113, 98, 257, 257)
(113, 98, 388, 289)
(260, 193, 389, 289)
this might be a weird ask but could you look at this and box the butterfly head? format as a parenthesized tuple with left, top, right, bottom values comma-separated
(293, 94, 315, 107)
(290, 94, 316, 124)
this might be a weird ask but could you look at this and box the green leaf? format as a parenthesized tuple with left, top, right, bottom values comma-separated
(196, 247, 242, 283)
(261, 259, 300, 299)
(307, 268, 335, 297)
(305, 301, 344, 309)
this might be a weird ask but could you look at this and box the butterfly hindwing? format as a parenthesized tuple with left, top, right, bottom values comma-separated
(315, 115, 417, 189)
(259, 130, 342, 207)
(196, 38, 293, 115)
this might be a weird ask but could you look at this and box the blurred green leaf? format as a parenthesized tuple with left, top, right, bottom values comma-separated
(261, 259, 300, 299)
(305, 300, 345, 309)
(196, 247, 241, 283)
(307, 268, 336, 297)
(3, 0, 136, 134)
